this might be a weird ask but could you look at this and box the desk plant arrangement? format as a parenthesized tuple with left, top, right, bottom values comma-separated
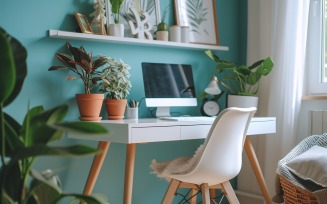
(100, 57, 131, 120)
(205, 50, 274, 107)
(0, 28, 107, 204)
(49, 42, 109, 121)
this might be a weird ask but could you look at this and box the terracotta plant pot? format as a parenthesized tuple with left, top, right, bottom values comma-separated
(105, 99, 127, 120)
(76, 94, 104, 121)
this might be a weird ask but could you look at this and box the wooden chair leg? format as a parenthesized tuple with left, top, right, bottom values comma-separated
(221, 181, 240, 204)
(162, 179, 180, 204)
(189, 188, 198, 204)
(201, 183, 210, 204)
(209, 189, 216, 202)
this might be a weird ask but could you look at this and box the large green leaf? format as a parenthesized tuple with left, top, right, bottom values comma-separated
(205, 50, 220, 62)
(245, 72, 261, 85)
(0, 29, 16, 104)
(0, 113, 23, 157)
(9, 144, 99, 165)
(0, 163, 22, 203)
(256, 57, 274, 76)
(53, 121, 108, 134)
(0, 28, 27, 107)
(110, 0, 124, 14)
(1, 191, 15, 204)
(57, 193, 106, 204)
(29, 170, 62, 204)
(21, 105, 68, 146)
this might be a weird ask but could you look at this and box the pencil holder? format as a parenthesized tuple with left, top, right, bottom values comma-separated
(126, 107, 138, 120)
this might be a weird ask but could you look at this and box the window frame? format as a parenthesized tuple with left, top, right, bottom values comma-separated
(307, 0, 325, 95)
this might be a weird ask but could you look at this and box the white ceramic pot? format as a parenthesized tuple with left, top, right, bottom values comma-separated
(108, 24, 124, 37)
(169, 25, 181, 42)
(157, 31, 168, 41)
(227, 95, 258, 108)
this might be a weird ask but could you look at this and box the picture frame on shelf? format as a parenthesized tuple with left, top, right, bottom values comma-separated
(174, 0, 219, 45)
(74, 12, 93, 34)
(105, 0, 161, 37)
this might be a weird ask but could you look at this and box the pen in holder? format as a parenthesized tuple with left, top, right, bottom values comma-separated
(126, 99, 139, 120)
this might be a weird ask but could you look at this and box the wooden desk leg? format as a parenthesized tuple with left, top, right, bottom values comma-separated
(123, 144, 136, 204)
(244, 137, 272, 204)
(83, 141, 110, 195)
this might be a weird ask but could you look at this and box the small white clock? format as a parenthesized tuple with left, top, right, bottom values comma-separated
(201, 100, 220, 116)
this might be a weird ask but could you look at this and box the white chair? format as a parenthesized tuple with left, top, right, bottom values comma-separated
(150, 107, 257, 204)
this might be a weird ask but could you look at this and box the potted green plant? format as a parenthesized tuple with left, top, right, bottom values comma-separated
(205, 50, 274, 108)
(0, 28, 108, 204)
(100, 57, 131, 120)
(49, 42, 109, 121)
(156, 5, 169, 41)
(108, 0, 125, 37)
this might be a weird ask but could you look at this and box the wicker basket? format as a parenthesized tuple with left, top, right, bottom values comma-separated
(279, 175, 318, 204)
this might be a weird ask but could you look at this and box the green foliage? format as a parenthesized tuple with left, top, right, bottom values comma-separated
(0, 28, 27, 107)
(205, 50, 274, 96)
(110, 0, 124, 23)
(100, 57, 131, 99)
(49, 42, 108, 94)
(1, 29, 108, 203)
(157, 4, 170, 32)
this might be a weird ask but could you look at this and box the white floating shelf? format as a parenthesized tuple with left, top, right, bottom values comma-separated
(49, 30, 229, 51)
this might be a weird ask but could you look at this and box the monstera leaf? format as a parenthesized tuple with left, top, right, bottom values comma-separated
(0, 28, 27, 107)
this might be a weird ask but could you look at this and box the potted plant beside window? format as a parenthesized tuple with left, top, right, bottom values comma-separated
(108, 0, 125, 37)
(49, 42, 109, 121)
(100, 57, 131, 120)
(205, 50, 274, 108)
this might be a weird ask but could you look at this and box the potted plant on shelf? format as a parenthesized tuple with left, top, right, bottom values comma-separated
(0, 28, 108, 204)
(156, 5, 169, 41)
(100, 57, 131, 120)
(205, 50, 274, 108)
(108, 0, 125, 37)
(49, 42, 109, 121)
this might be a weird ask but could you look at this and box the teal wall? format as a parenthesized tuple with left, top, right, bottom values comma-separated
(1, 0, 247, 203)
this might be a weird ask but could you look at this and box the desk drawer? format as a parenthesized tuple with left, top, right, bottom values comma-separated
(131, 126, 180, 143)
(181, 125, 211, 140)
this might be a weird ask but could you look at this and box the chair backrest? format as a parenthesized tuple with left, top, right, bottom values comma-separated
(188, 107, 256, 185)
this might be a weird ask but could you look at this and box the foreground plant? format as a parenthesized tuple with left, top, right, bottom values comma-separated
(0, 28, 108, 204)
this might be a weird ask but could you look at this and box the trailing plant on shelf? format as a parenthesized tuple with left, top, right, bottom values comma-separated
(48, 42, 109, 95)
(0, 28, 108, 204)
(205, 50, 274, 96)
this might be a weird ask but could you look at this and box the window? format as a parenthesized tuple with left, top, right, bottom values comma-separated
(307, 0, 325, 94)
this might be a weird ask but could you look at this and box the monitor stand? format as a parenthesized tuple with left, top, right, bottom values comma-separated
(156, 107, 171, 118)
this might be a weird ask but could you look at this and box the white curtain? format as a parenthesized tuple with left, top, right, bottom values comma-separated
(247, 0, 310, 198)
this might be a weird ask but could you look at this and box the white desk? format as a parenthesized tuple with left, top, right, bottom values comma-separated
(68, 117, 276, 204)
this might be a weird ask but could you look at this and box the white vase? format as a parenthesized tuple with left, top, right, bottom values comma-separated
(227, 95, 258, 108)
(108, 24, 124, 37)
(157, 31, 168, 41)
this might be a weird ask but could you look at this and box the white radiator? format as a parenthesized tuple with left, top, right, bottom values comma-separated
(311, 110, 327, 135)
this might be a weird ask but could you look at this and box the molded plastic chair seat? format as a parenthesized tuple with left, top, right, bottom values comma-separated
(150, 107, 257, 204)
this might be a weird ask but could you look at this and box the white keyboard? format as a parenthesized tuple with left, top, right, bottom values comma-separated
(159, 116, 216, 122)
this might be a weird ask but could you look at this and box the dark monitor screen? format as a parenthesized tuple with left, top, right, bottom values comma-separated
(142, 62, 196, 99)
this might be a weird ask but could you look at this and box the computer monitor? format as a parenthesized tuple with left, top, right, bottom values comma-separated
(141, 62, 197, 117)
